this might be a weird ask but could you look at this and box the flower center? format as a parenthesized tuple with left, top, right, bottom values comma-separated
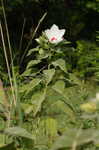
(51, 37, 57, 41)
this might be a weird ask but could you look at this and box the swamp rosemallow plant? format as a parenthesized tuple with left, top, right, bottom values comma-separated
(11, 25, 99, 150)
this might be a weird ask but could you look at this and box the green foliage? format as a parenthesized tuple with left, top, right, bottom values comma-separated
(85, 0, 99, 12)
(0, 0, 99, 149)
(4, 126, 35, 140)
(73, 40, 99, 79)
(15, 32, 99, 149)
(50, 129, 99, 149)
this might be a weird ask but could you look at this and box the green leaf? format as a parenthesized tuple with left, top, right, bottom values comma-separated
(52, 81, 75, 113)
(27, 47, 39, 56)
(52, 59, 67, 73)
(21, 103, 34, 115)
(52, 101, 75, 119)
(69, 73, 82, 85)
(21, 69, 38, 77)
(27, 78, 41, 89)
(52, 80, 65, 94)
(20, 78, 41, 94)
(4, 127, 35, 140)
(31, 88, 47, 116)
(57, 40, 71, 46)
(26, 60, 41, 69)
(43, 69, 55, 85)
(37, 52, 51, 60)
(50, 129, 99, 150)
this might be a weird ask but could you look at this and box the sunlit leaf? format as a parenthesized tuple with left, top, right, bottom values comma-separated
(50, 129, 99, 149)
(80, 102, 97, 113)
(4, 127, 35, 140)
(27, 48, 39, 56)
(26, 60, 41, 69)
(52, 80, 65, 94)
(21, 103, 34, 115)
(52, 59, 67, 73)
(43, 69, 55, 85)
(20, 78, 41, 94)
(31, 88, 47, 116)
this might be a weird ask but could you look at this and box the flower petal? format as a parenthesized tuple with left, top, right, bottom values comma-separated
(45, 29, 50, 34)
(50, 24, 59, 32)
(45, 29, 50, 39)
(59, 29, 65, 37)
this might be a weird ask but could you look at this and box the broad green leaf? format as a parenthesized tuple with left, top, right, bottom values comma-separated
(52, 80, 65, 94)
(39, 49, 44, 54)
(43, 69, 55, 85)
(57, 40, 71, 47)
(26, 60, 41, 69)
(27, 78, 41, 92)
(69, 73, 82, 85)
(45, 87, 75, 113)
(21, 103, 34, 115)
(52, 82, 75, 113)
(20, 78, 41, 94)
(4, 127, 35, 140)
(37, 52, 51, 60)
(21, 68, 32, 76)
(52, 59, 67, 72)
(27, 47, 39, 56)
(51, 101, 75, 120)
(31, 88, 47, 116)
(50, 129, 99, 150)
(21, 69, 38, 77)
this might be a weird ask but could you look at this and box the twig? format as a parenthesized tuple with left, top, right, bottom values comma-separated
(19, 17, 26, 51)
(20, 12, 47, 64)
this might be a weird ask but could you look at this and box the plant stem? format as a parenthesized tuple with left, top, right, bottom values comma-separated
(0, 22, 16, 126)
(1, 0, 13, 65)
(19, 17, 26, 51)
(1, 0, 23, 126)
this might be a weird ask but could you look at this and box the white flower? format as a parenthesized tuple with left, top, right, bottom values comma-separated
(45, 24, 65, 44)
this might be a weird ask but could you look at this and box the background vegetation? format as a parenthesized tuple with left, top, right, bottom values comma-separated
(0, 0, 99, 150)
